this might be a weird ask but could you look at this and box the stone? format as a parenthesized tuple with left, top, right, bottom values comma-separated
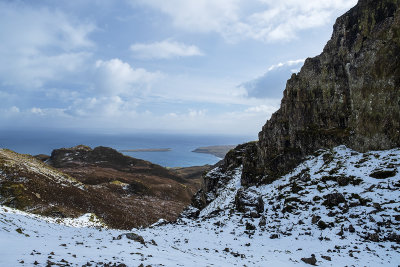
(322, 193, 346, 208)
(318, 220, 328, 230)
(367, 233, 380, 242)
(369, 170, 397, 179)
(321, 255, 331, 261)
(270, 234, 279, 239)
(301, 254, 317, 265)
(245, 222, 256, 231)
(115, 233, 145, 245)
(235, 188, 264, 217)
(312, 215, 321, 224)
(259, 215, 266, 227)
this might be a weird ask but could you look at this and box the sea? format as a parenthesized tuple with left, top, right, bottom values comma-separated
(0, 130, 253, 167)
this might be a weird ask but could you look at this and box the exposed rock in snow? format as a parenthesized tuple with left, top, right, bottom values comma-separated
(1, 146, 399, 266)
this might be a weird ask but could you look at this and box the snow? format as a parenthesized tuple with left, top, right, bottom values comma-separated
(199, 166, 242, 218)
(0, 146, 400, 266)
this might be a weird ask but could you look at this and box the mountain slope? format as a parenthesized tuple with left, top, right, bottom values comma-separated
(243, 0, 400, 184)
(1, 146, 399, 266)
(0, 146, 199, 229)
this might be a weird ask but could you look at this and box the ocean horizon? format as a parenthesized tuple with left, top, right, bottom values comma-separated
(0, 130, 253, 167)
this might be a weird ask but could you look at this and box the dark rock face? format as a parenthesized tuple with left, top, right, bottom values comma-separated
(323, 193, 346, 208)
(234, 188, 264, 217)
(190, 142, 256, 213)
(244, 0, 400, 183)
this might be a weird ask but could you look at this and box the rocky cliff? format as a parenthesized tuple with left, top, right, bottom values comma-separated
(242, 0, 400, 185)
(187, 0, 400, 212)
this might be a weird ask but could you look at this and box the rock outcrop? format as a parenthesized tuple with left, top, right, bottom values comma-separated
(243, 0, 400, 184)
(189, 142, 256, 214)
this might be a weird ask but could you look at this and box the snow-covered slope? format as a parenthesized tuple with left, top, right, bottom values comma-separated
(1, 146, 399, 266)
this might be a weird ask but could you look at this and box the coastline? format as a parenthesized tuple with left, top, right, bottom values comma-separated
(192, 145, 236, 158)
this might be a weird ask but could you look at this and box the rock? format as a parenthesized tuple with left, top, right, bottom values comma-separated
(259, 215, 266, 227)
(291, 182, 304, 193)
(322, 193, 346, 208)
(313, 196, 322, 202)
(336, 176, 351, 186)
(191, 143, 255, 211)
(245, 222, 256, 231)
(240, 0, 400, 184)
(327, 211, 337, 217)
(321, 255, 331, 261)
(373, 203, 382, 211)
(337, 225, 344, 236)
(114, 233, 145, 245)
(270, 234, 279, 239)
(301, 254, 317, 266)
(318, 220, 328, 230)
(369, 170, 397, 179)
(311, 215, 321, 224)
(349, 224, 355, 233)
(385, 232, 400, 243)
(235, 188, 264, 217)
(367, 233, 380, 242)
(394, 215, 400, 221)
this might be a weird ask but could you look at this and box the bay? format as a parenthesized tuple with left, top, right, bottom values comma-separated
(0, 130, 253, 167)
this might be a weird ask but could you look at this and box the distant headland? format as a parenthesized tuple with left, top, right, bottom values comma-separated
(192, 145, 236, 158)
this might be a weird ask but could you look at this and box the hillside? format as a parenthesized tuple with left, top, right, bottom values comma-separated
(0, 0, 400, 266)
(0, 146, 201, 229)
(1, 146, 399, 266)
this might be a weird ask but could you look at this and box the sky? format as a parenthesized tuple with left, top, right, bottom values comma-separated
(0, 0, 357, 136)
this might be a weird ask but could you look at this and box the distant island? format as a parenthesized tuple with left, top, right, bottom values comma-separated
(192, 145, 236, 158)
(120, 148, 171, 152)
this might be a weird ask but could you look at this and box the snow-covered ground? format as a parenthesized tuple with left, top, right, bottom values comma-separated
(1, 146, 400, 266)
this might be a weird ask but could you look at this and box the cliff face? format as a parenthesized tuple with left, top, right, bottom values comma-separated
(244, 0, 400, 184)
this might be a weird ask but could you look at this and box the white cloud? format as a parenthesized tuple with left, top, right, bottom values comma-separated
(130, 40, 204, 59)
(188, 109, 207, 117)
(0, 2, 95, 88)
(132, 0, 357, 42)
(0, 99, 279, 136)
(93, 58, 162, 96)
(242, 59, 305, 99)
(132, 0, 240, 33)
(148, 73, 258, 106)
(267, 59, 305, 71)
(9, 106, 20, 114)
(30, 107, 45, 115)
(68, 96, 137, 117)
(245, 104, 277, 113)
(244, 0, 356, 42)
